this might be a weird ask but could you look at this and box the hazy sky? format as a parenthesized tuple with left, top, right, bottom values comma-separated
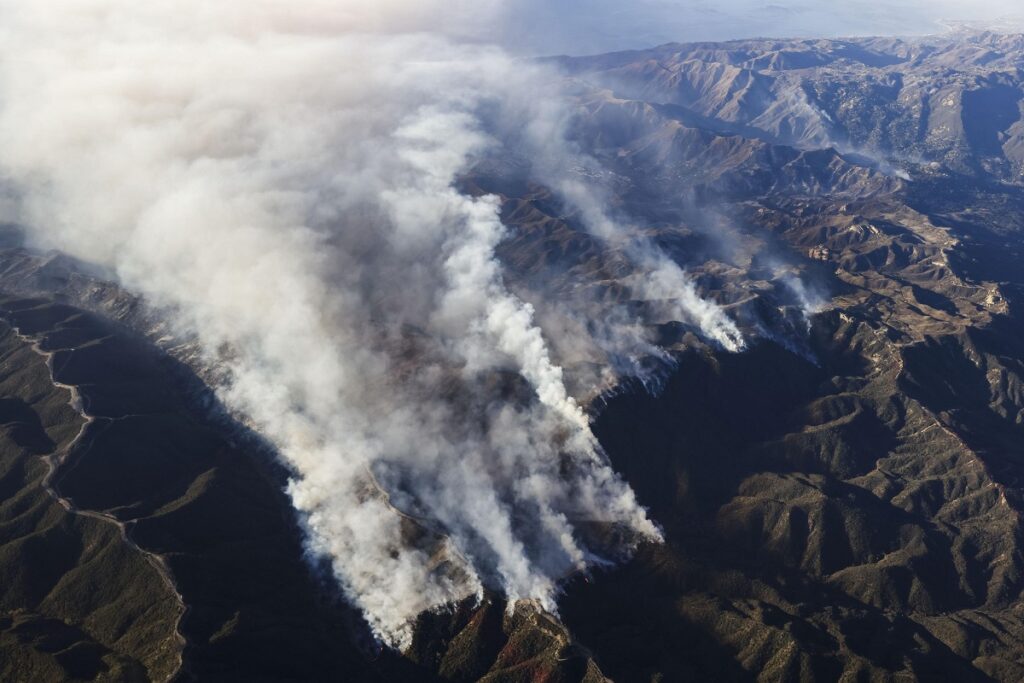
(487, 0, 1024, 55)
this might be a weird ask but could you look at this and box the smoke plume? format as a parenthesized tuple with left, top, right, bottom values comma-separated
(0, 1, 743, 646)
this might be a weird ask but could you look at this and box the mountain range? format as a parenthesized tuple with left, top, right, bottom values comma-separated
(4, 29, 1024, 682)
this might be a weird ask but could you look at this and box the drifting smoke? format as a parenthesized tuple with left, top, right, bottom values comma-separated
(549, 176, 745, 353)
(0, 1, 744, 646)
(498, 97, 745, 363)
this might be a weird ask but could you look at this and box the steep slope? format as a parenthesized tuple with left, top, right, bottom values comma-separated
(0, 320, 182, 682)
(0, 297, 389, 681)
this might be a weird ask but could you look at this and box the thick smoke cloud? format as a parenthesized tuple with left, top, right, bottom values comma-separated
(0, 0, 753, 647)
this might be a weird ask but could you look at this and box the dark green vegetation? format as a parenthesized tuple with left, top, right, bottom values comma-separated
(0, 318, 181, 682)
(6, 29, 1024, 683)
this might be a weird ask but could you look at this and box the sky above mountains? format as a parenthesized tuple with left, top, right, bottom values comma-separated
(489, 0, 1024, 55)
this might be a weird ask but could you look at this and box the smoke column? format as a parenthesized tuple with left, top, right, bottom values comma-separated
(0, 1, 741, 646)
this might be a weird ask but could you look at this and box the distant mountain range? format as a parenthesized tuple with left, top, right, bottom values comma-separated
(500, 5, 1024, 56)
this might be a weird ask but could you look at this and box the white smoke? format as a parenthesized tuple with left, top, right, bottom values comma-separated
(553, 176, 746, 352)
(0, 0, 744, 647)
(520, 132, 745, 351)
